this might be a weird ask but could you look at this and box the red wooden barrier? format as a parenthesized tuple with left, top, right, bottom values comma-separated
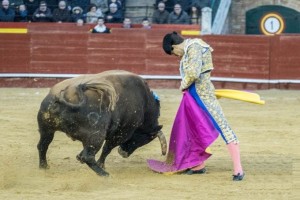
(0, 23, 299, 89)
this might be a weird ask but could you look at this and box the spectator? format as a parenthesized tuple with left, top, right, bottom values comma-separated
(92, 17, 110, 33)
(52, 0, 71, 23)
(91, 0, 109, 14)
(86, 4, 103, 24)
(108, 0, 122, 10)
(32, 1, 53, 22)
(24, 0, 39, 21)
(188, 3, 201, 24)
(168, 4, 190, 24)
(176, 0, 192, 12)
(155, 0, 175, 13)
(76, 18, 84, 26)
(141, 17, 151, 29)
(70, 0, 90, 13)
(105, 2, 122, 23)
(71, 6, 84, 22)
(152, 1, 169, 24)
(15, 4, 29, 22)
(122, 17, 131, 28)
(0, 0, 15, 22)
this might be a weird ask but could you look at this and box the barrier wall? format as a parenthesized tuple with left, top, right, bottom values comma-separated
(0, 23, 299, 89)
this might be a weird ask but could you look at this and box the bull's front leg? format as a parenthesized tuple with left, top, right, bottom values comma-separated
(96, 140, 120, 169)
(78, 131, 109, 176)
(78, 145, 109, 176)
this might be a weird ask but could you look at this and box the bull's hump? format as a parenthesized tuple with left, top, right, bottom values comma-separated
(50, 70, 139, 95)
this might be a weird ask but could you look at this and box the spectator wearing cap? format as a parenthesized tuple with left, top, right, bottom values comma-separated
(105, 2, 122, 23)
(32, 1, 53, 22)
(152, 1, 169, 24)
(70, 0, 90, 13)
(168, 3, 190, 24)
(71, 6, 84, 22)
(53, 0, 71, 22)
(0, 0, 15, 22)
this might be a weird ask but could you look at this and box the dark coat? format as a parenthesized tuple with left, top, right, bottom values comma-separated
(32, 8, 53, 22)
(52, 8, 71, 22)
(0, 7, 15, 22)
(105, 9, 123, 23)
(152, 10, 169, 24)
(168, 10, 190, 24)
(14, 10, 29, 22)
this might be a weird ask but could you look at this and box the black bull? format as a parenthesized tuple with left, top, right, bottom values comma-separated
(37, 70, 167, 176)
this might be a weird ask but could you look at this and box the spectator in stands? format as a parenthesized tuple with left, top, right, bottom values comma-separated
(105, 2, 123, 23)
(152, 1, 169, 24)
(52, 0, 71, 23)
(141, 17, 151, 29)
(70, 0, 90, 13)
(91, 0, 109, 14)
(15, 4, 29, 22)
(71, 6, 84, 22)
(188, 0, 211, 24)
(155, 0, 175, 13)
(76, 18, 84, 26)
(24, 0, 39, 21)
(86, 4, 104, 24)
(168, 3, 190, 24)
(92, 17, 110, 33)
(188, 3, 201, 24)
(0, 0, 15, 22)
(122, 17, 131, 28)
(176, 0, 192, 12)
(32, 1, 53, 22)
(108, 0, 122, 10)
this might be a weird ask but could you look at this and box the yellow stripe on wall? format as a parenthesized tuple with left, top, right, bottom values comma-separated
(181, 30, 200, 36)
(0, 28, 28, 34)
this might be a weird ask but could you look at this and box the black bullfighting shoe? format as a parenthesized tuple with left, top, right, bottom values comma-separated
(232, 172, 245, 181)
(182, 168, 207, 175)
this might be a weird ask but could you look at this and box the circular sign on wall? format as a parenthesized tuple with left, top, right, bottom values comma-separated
(260, 13, 285, 35)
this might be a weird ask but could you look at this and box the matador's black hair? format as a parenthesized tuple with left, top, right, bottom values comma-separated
(162, 31, 184, 55)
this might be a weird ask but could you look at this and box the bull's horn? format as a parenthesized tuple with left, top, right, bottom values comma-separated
(157, 131, 167, 156)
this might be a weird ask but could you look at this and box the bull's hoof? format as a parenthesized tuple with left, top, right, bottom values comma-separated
(76, 154, 85, 164)
(39, 162, 49, 169)
(97, 170, 109, 177)
(118, 147, 129, 158)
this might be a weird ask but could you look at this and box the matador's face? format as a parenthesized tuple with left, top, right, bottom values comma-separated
(171, 43, 184, 57)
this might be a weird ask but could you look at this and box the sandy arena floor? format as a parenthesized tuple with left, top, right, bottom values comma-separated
(0, 88, 299, 200)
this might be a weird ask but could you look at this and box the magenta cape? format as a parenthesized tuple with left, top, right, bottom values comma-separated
(147, 92, 219, 173)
